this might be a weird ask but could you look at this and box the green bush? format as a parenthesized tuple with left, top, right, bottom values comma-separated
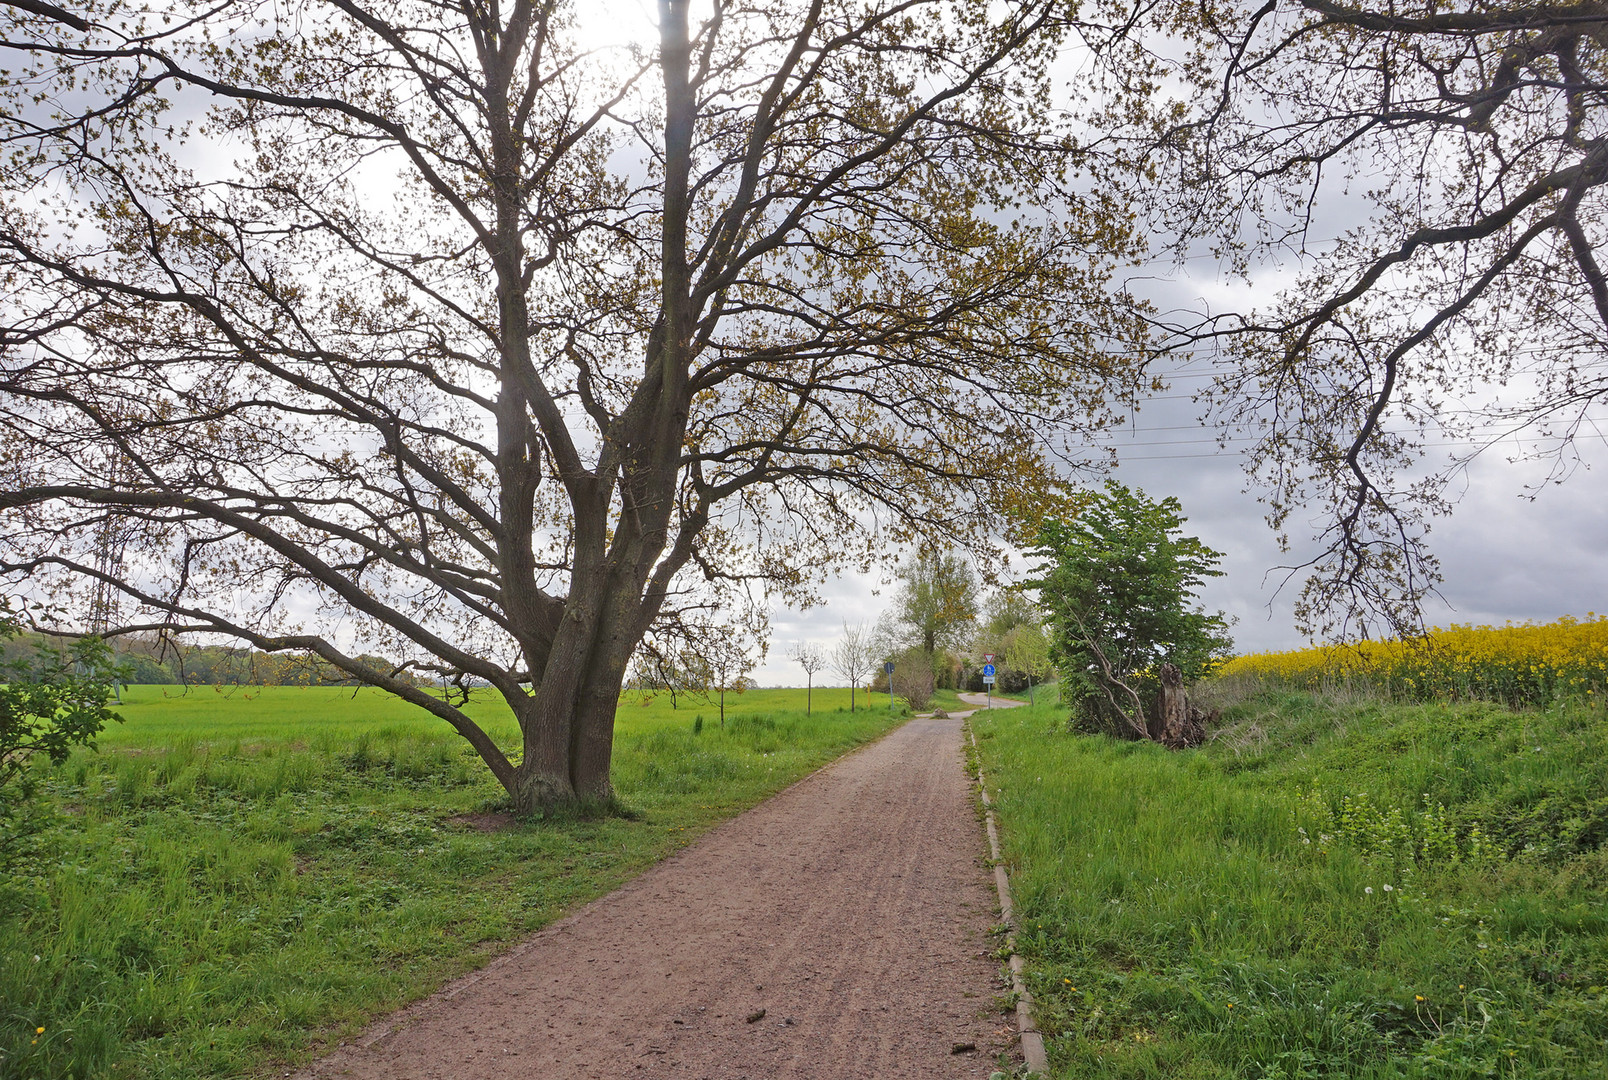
(1, 602, 125, 861)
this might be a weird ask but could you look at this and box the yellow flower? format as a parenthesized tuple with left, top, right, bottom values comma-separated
(35, 1027, 44, 1034)
(1415, 995, 1424, 1002)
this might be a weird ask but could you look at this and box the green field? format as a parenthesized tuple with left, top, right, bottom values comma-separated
(970, 689, 1608, 1079)
(0, 684, 903, 1080)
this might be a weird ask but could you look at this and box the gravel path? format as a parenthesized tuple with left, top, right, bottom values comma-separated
(297, 709, 1018, 1080)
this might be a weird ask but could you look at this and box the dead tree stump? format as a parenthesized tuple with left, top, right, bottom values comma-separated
(1152, 663, 1216, 748)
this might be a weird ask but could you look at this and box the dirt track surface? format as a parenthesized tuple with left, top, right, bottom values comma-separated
(297, 712, 1016, 1080)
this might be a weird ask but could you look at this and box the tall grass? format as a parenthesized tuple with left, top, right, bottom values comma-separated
(971, 690, 1608, 1079)
(0, 687, 903, 1080)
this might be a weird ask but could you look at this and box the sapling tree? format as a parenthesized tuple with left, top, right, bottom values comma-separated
(830, 622, 875, 714)
(1028, 483, 1232, 738)
(701, 634, 759, 729)
(789, 642, 824, 716)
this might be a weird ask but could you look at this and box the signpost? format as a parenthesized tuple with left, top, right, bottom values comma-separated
(982, 661, 996, 708)
(884, 660, 895, 714)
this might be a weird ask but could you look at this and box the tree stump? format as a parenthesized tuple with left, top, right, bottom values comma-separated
(1152, 663, 1215, 748)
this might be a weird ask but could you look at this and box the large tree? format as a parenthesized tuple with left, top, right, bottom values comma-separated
(878, 545, 979, 656)
(0, 1, 1141, 810)
(1088, 0, 1608, 639)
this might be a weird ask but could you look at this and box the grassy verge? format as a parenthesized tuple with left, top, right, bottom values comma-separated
(969, 690, 1608, 1079)
(0, 686, 906, 1080)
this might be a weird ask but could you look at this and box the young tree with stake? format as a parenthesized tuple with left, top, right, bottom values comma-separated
(789, 641, 824, 716)
(830, 623, 875, 715)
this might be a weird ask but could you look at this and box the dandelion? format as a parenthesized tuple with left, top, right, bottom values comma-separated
(36, 1027, 44, 1035)
(1383, 884, 1394, 892)
(1226, 1003, 1234, 1010)
(1365, 886, 1374, 895)
(1415, 995, 1424, 1002)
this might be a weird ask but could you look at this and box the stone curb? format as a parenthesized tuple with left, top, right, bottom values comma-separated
(967, 722, 1050, 1076)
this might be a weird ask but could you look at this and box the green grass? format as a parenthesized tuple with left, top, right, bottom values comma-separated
(0, 685, 904, 1080)
(969, 689, 1608, 1079)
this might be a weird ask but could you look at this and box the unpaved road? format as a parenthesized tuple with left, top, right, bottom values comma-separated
(297, 709, 1020, 1080)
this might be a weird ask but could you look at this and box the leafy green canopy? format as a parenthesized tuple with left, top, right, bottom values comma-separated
(1028, 482, 1231, 732)
(880, 548, 980, 658)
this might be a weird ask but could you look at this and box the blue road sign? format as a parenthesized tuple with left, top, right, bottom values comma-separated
(982, 663, 996, 677)
(883, 661, 895, 674)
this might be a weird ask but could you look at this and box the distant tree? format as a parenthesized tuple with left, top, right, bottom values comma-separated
(880, 548, 980, 657)
(789, 642, 825, 716)
(830, 623, 876, 714)
(972, 590, 1045, 691)
(1028, 483, 1232, 739)
(1003, 620, 1053, 706)
(981, 590, 1040, 640)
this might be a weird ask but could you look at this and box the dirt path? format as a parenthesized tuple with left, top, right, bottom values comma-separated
(956, 692, 1027, 711)
(297, 710, 1018, 1080)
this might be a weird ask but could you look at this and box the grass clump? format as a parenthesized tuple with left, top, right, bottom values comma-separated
(0, 685, 904, 1079)
(970, 688, 1608, 1079)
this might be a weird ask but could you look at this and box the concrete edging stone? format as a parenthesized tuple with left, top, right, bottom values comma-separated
(967, 721, 1050, 1076)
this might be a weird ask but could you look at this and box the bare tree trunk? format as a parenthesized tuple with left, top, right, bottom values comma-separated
(1153, 662, 1214, 749)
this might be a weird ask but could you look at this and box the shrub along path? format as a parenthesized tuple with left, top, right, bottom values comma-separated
(298, 711, 1015, 1080)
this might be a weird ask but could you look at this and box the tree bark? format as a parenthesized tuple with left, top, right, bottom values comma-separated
(1153, 662, 1214, 749)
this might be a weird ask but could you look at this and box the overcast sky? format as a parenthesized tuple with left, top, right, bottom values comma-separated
(727, 6, 1608, 688)
(755, 405, 1607, 686)
(754, 241, 1608, 687)
(573, 3, 1608, 685)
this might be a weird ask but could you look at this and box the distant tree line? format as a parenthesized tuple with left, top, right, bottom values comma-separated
(0, 632, 417, 688)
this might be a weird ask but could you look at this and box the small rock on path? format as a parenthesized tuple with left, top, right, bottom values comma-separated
(297, 711, 1015, 1079)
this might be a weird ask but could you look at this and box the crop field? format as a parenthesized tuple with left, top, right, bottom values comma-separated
(0, 684, 901, 1080)
(970, 687, 1608, 1078)
(1216, 614, 1608, 708)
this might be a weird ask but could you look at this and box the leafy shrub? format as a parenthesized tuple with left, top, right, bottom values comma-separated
(1, 602, 125, 860)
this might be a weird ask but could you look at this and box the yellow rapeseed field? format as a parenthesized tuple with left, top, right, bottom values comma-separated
(1218, 614, 1608, 706)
